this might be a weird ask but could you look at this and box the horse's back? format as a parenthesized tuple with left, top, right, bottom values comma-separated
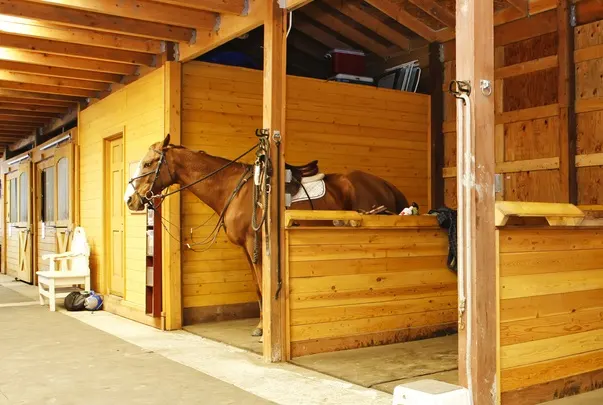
(344, 170, 409, 213)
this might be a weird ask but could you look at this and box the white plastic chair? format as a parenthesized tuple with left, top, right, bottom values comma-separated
(37, 226, 91, 311)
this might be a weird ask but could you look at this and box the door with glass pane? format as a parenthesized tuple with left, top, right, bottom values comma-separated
(5, 161, 33, 282)
(54, 144, 75, 260)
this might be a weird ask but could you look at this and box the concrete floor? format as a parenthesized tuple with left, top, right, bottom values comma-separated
(0, 274, 393, 405)
(185, 318, 263, 355)
(543, 390, 603, 405)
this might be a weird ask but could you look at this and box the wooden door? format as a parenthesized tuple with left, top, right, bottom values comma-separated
(36, 157, 57, 273)
(107, 137, 124, 297)
(54, 144, 75, 262)
(5, 161, 33, 282)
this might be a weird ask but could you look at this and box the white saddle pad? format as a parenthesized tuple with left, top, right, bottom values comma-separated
(292, 179, 326, 203)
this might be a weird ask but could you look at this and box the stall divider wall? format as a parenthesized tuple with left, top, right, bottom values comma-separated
(494, 205, 603, 404)
(181, 61, 432, 325)
(78, 67, 168, 328)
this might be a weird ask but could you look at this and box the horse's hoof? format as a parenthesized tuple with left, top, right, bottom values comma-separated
(252, 327, 263, 337)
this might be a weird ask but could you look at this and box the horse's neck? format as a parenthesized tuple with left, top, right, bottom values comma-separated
(170, 148, 247, 214)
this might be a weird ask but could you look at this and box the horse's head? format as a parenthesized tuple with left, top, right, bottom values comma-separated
(125, 134, 176, 211)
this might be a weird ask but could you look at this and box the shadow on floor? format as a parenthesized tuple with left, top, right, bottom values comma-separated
(184, 318, 263, 355)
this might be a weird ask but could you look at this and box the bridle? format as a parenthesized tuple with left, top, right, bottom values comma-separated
(127, 148, 174, 210)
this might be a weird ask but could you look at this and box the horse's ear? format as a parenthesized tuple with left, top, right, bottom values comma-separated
(162, 133, 171, 148)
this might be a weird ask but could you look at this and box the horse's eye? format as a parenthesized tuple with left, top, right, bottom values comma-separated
(143, 162, 151, 168)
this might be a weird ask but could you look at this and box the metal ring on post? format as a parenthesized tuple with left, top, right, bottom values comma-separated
(480, 79, 492, 96)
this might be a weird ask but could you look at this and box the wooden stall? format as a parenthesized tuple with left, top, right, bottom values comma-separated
(284, 211, 456, 359)
(492, 202, 603, 404)
(180, 61, 433, 327)
(77, 63, 181, 330)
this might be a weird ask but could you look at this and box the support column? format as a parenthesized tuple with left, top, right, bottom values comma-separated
(262, 0, 287, 363)
(455, 0, 497, 404)
(429, 42, 444, 210)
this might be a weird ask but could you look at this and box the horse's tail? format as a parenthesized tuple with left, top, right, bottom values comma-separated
(382, 179, 410, 213)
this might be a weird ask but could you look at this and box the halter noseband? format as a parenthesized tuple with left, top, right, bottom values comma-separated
(128, 148, 173, 209)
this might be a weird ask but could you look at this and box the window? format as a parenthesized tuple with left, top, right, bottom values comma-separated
(18, 172, 28, 223)
(41, 168, 55, 222)
(9, 178, 17, 223)
(57, 157, 69, 221)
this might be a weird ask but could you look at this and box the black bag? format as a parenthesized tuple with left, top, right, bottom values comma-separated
(64, 291, 90, 311)
(428, 207, 457, 274)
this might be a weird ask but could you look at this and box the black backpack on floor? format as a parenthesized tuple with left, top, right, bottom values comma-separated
(64, 291, 90, 311)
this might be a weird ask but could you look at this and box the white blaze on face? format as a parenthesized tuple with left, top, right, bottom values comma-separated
(124, 159, 142, 202)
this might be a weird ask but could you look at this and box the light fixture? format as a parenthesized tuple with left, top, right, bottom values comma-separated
(6, 154, 29, 166)
(40, 133, 71, 151)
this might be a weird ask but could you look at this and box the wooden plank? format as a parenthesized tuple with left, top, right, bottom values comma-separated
(0, 60, 121, 83)
(293, 17, 353, 50)
(0, 33, 155, 66)
(496, 157, 560, 173)
(494, 55, 558, 79)
(262, 0, 287, 363)
(430, 42, 444, 210)
(408, 0, 456, 27)
(0, 71, 107, 91)
(506, 0, 528, 13)
(575, 43, 603, 63)
(494, 9, 557, 46)
(495, 201, 584, 226)
(501, 350, 603, 393)
(499, 228, 603, 253)
(576, 153, 603, 168)
(301, 4, 391, 57)
(455, 0, 497, 403)
(575, 0, 603, 27)
(558, 0, 577, 204)
(0, 0, 194, 42)
(152, 0, 245, 14)
(365, 0, 438, 41)
(501, 268, 603, 300)
(576, 97, 603, 114)
(0, 80, 95, 98)
(496, 104, 559, 124)
(0, 102, 65, 114)
(499, 248, 603, 277)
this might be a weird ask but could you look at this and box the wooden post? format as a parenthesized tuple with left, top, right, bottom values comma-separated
(558, 0, 577, 204)
(455, 0, 498, 404)
(262, 0, 287, 363)
(429, 42, 444, 210)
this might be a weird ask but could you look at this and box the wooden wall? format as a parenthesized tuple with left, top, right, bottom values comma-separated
(181, 62, 430, 323)
(498, 226, 603, 404)
(79, 68, 165, 314)
(286, 216, 456, 358)
(442, 10, 564, 207)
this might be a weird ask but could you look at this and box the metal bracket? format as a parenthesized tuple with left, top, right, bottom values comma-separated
(480, 79, 492, 97)
(278, 0, 287, 8)
(273, 130, 282, 143)
(495, 174, 504, 194)
(448, 80, 471, 98)
(570, 4, 577, 27)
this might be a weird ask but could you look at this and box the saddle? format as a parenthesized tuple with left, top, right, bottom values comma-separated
(285, 160, 321, 197)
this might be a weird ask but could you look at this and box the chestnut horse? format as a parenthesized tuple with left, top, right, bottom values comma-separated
(125, 134, 410, 337)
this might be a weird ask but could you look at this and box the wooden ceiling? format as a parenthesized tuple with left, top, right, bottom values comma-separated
(0, 0, 557, 146)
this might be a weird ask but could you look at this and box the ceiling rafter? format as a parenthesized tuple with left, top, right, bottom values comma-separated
(0, 71, 108, 91)
(0, 101, 66, 113)
(0, 120, 41, 129)
(0, 114, 48, 123)
(287, 31, 329, 60)
(0, 80, 97, 98)
(364, 0, 437, 41)
(151, 0, 246, 14)
(0, 108, 59, 118)
(0, 88, 82, 103)
(0, 0, 195, 42)
(0, 60, 121, 83)
(0, 96, 73, 108)
(0, 33, 155, 65)
(18, 0, 217, 29)
(294, 16, 353, 50)
(0, 16, 163, 54)
(322, 0, 411, 50)
(0, 49, 137, 75)
(408, 0, 456, 28)
(301, 3, 391, 56)
(505, 0, 529, 15)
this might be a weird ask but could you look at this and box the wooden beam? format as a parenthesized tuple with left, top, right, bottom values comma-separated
(0, 48, 137, 76)
(429, 42, 444, 210)
(0, 102, 66, 114)
(0, 60, 121, 83)
(409, 0, 456, 27)
(0, 16, 162, 54)
(0, 129, 31, 135)
(0, 89, 81, 103)
(0, 109, 58, 118)
(0, 0, 194, 42)
(15, 0, 216, 29)
(0, 34, 155, 66)
(0, 121, 40, 129)
(365, 0, 437, 41)
(0, 96, 73, 108)
(151, 0, 246, 14)
(301, 4, 391, 56)
(505, 0, 529, 14)
(558, 0, 577, 204)
(288, 32, 329, 60)
(294, 17, 353, 50)
(178, 0, 263, 61)
(322, 0, 411, 49)
(0, 114, 48, 123)
(494, 55, 558, 79)
(0, 81, 96, 98)
(574, 0, 603, 26)
(262, 0, 287, 363)
(0, 71, 108, 91)
(455, 1, 496, 405)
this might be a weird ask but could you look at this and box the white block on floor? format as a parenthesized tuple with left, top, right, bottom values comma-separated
(392, 379, 470, 405)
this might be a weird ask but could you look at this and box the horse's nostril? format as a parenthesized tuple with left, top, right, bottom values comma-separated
(127, 196, 132, 204)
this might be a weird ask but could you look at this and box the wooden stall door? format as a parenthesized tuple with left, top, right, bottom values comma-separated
(107, 137, 125, 297)
(5, 162, 33, 282)
(54, 144, 75, 260)
(36, 158, 56, 274)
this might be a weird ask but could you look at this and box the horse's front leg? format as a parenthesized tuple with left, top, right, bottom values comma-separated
(244, 243, 263, 338)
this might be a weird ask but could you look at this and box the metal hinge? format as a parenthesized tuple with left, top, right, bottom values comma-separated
(495, 173, 504, 194)
(570, 4, 577, 27)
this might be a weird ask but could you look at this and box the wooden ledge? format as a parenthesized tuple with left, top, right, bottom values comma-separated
(495, 201, 585, 227)
(284, 210, 440, 229)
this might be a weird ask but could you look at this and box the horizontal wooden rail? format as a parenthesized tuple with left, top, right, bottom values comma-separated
(575, 153, 603, 168)
(495, 201, 585, 227)
(284, 210, 439, 229)
(443, 157, 559, 178)
(575, 43, 603, 63)
(496, 104, 559, 124)
(576, 97, 603, 114)
(495, 55, 558, 79)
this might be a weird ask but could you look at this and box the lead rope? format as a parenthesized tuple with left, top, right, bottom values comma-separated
(450, 79, 474, 404)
